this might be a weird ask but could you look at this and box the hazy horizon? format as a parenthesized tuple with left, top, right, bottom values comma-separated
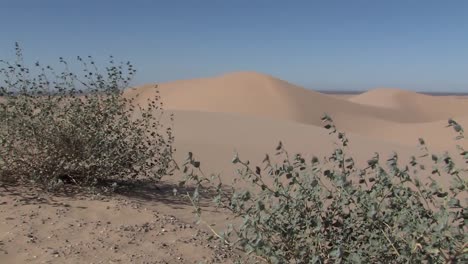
(1, 0, 468, 92)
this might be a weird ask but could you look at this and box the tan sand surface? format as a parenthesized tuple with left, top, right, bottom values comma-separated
(126, 72, 468, 149)
(126, 72, 468, 126)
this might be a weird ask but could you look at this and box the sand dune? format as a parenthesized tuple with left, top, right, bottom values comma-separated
(349, 87, 468, 118)
(349, 88, 431, 109)
(126, 72, 468, 129)
(125, 72, 468, 149)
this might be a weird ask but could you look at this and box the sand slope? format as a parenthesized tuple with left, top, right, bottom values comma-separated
(125, 72, 468, 149)
(170, 110, 464, 184)
(349, 87, 468, 118)
(126, 72, 468, 128)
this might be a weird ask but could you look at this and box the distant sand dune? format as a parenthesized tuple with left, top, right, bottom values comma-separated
(349, 87, 468, 118)
(125, 72, 468, 145)
(349, 88, 425, 109)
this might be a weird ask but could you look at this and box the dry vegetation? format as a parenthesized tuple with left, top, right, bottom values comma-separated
(0, 44, 174, 190)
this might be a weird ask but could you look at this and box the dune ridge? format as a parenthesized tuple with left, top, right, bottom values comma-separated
(126, 72, 468, 126)
(349, 87, 468, 117)
(125, 72, 468, 147)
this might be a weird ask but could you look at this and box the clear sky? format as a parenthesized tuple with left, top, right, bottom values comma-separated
(1, 0, 468, 92)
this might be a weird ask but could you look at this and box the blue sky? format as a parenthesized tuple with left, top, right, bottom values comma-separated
(1, 0, 468, 92)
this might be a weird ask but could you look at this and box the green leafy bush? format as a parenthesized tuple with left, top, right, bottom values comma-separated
(183, 115, 467, 263)
(0, 43, 174, 190)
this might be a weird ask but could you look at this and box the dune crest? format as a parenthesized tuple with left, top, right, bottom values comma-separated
(125, 71, 326, 125)
(125, 72, 468, 126)
(348, 88, 424, 109)
(349, 87, 468, 118)
(125, 71, 468, 148)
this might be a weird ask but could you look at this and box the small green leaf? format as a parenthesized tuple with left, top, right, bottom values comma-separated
(448, 198, 460, 208)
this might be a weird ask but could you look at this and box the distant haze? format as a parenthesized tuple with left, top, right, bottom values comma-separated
(1, 0, 468, 92)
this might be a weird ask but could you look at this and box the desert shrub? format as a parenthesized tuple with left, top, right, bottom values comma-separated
(183, 115, 467, 263)
(0, 43, 174, 190)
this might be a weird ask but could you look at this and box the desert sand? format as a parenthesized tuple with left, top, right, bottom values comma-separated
(127, 71, 468, 150)
(2, 71, 467, 263)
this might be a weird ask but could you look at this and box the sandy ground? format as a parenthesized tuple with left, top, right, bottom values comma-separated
(0, 184, 238, 264)
(2, 71, 468, 263)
